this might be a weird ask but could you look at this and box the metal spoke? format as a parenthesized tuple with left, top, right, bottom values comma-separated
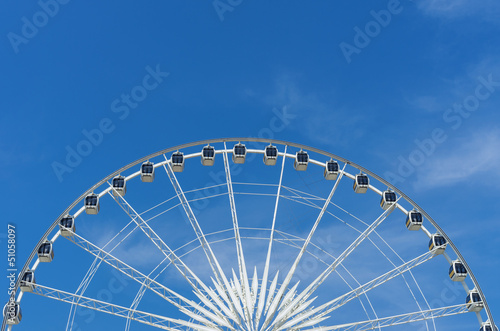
(28, 282, 221, 331)
(125, 255, 169, 331)
(255, 145, 287, 327)
(65, 256, 102, 331)
(304, 304, 469, 331)
(269, 188, 434, 331)
(270, 230, 375, 329)
(261, 163, 347, 331)
(67, 216, 141, 331)
(64, 230, 231, 329)
(7, 139, 490, 331)
(108, 188, 236, 325)
(163, 159, 245, 323)
(223, 142, 254, 330)
(277, 250, 436, 330)
(274, 196, 401, 331)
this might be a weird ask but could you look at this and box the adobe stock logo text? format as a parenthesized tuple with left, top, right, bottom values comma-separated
(8, 0, 70, 54)
(51, 64, 169, 182)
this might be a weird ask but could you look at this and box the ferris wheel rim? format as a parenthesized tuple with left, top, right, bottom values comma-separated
(3, 137, 495, 331)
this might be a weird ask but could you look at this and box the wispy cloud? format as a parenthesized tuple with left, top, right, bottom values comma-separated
(261, 74, 368, 146)
(417, 0, 500, 21)
(405, 58, 500, 113)
(406, 95, 444, 113)
(413, 128, 500, 189)
(79, 219, 165, 269)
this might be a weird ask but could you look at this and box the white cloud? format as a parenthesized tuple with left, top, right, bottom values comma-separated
(261, 75, 367, 146)
(405, 58, 500, 114)
(406, 95, 444, 113)
(417, 0, 500, 21)
(413, 128, 500, 189)
(79, 219, 165, 269)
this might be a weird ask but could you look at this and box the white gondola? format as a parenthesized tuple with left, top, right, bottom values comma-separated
(406, 209, 423, 230)
(201, 145, 215, 166)
(294, 150, 309, 171)
(428, 233, 447, 254)
(466, 289, 484, 312)
(480, 322, 493, 331)
(449, 260, 467, 282)
(84, 193, 100, 214)
(20, 270, 35, 292)
(3, 302, 22, 325)
(324, 160, 339, 180)
(380, 189, 397, 210)
(37, 241, 54, 262)
(59, 215, 75, 237)
(233, 143, 246, 164)
(141, 161, 155, 182)
(264, 145, 278, 166)
(112, 175, 126, 197)
(353, 173, 369, 193)
(171, 151, 185, 172)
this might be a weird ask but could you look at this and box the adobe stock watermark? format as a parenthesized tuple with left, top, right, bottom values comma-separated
(51, 64, 169, 182)
(339, 0, 403, 64)
(7, 0, 70, 54)
(213, 0, 243, 21)
(384, 74, 500, 185)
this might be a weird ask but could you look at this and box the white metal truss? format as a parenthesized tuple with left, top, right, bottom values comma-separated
(278, 250, 436, 330)
(5, 139, 494, 331)
(67, 216, 142, 331)
(125, 255, 169, 331)
(65, 255, 102, 331)
(108, 189, 236, 326)
(304, 304, 469, 331)
(64, 230, 230, 329)
(270, 197, 401, 331)
(28, 282, 220, 331)
(163, 159, 247, 324)
(255, 145, 287, 327)
(269, 229, 375, 328)
(271, 186, 435, 331)
(223, 142, 253, 329)
(261, 164, 347, 331)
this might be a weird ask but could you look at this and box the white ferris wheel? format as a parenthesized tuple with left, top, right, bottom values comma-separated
(2, 138, 497, 331)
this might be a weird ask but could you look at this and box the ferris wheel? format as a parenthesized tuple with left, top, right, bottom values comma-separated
(2, 138, 497, 331)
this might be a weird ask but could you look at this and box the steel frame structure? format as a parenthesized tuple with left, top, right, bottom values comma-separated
(2, 138, 495, 331)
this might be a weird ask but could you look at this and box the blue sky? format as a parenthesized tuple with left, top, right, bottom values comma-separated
(1, 0, 499, 330)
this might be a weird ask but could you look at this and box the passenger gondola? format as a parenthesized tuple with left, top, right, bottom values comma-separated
(294, 150, 309, 171)
(3, 302, 22, 325)
(201, 145, 215, 166)
(449, 260, 467, 282)
(84, 193, 100, 214)
(466, 289, 484, 312)
(380, 189, 397, 210)
(264, 145, 278, 166)
(429, 233, 447, 254)
(480, 322, 493, 331)
(353, 173, 369, 193)
(112, 175, 127, 196)
(20, 270, 35, 292)
(171, 151, 185, 172)
(324, 160, 339, 180)
(59, 215, 75, 237)
(37, 241, 54, 262)
(233, 143, 246, 164)
(406, 209, 423, 230)
(141, 161, 155, 182)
